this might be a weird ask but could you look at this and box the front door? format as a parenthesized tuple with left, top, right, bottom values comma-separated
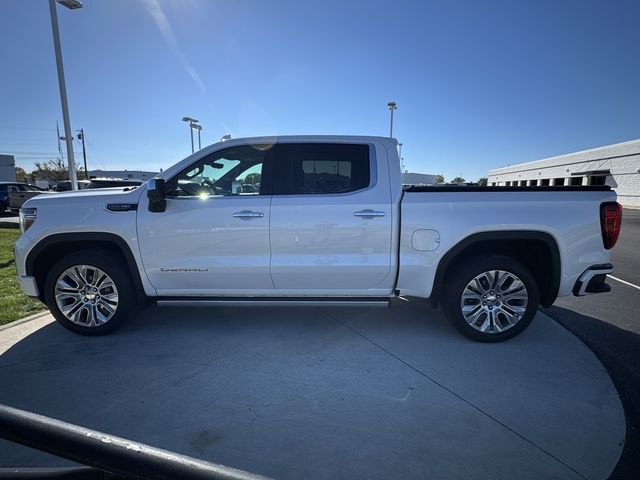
(137, 144, 275, 295)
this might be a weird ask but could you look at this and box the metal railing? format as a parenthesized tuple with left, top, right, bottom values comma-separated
(0, 404, 272, 480)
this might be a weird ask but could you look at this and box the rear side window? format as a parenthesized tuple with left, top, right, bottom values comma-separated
(275, 143, 370, 195)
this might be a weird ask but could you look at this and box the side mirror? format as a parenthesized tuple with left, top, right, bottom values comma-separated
(147, 178, 166, 213)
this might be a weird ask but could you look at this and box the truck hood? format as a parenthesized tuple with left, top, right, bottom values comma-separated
(23, 186, 145, 207)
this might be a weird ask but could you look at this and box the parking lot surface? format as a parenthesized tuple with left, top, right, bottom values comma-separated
(546, 208, 640, 479)
(0, 301, 624, 480)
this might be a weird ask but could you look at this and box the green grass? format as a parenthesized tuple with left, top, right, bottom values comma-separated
(0, 223, 46, 325)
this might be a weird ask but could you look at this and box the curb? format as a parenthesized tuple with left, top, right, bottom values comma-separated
(0, 310, 50, 333)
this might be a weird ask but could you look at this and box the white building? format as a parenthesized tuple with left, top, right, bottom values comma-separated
(0, 154, 16, 182)
(403, 172, 437, 185)
(487, 139, 640, 207)
(87, 169, 159, 181)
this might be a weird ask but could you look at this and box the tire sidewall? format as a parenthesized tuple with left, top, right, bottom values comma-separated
(44, 251, 135, 335)
(443, 255, 540, 342)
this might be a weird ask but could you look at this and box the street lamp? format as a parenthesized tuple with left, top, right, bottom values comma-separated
(181, 117, 199, 153)
(193, 124, 202, 150)
(387, 101, 397, 138)
(49, 0, 82, 190)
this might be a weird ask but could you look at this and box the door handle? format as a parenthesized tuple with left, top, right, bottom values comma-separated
(354, 209, 386, 218)
(232, 210, 264, 218)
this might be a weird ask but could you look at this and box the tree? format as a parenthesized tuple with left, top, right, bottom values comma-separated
(244, 172, 261, 185)
(434, 174, 445, 184)
(478, 177, 488, 186)
(451, 176, 466, 184)
(32, 159, 71, 182)
(15, 166, 32, 183)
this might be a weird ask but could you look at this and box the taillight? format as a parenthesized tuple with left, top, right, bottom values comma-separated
(600, 202, 622, 249)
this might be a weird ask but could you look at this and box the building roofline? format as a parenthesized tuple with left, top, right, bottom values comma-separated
(488, 138, 640, 175)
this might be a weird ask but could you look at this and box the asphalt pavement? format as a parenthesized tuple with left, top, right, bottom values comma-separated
(544, 208, 640, 479)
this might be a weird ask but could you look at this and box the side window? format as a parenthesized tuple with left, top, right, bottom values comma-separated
(7, 185, 20, 192)
(275, 143, 370, 195)
(167, 145, 269, 197)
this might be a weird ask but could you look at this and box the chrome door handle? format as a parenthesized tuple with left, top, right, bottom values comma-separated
(232, 210, 264, 218)
(354, 209, 386, 218)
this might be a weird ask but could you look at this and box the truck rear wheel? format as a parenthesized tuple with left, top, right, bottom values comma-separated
(44, 250, 137, 335)
(442, 255, 539, 342)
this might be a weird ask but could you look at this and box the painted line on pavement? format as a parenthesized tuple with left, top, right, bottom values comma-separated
(609, 275, 640, 291)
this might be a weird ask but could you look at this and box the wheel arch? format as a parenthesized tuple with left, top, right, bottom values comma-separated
(26, 232, 148, 306)
(430, 231, 561, 308)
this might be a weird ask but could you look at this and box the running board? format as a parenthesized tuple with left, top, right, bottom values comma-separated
(156, 296, 391, 308)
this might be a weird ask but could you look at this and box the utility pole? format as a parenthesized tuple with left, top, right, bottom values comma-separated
(77, 129, 88, 179)
(56, 122, 63, 159)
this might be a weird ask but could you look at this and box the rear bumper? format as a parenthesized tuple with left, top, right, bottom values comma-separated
(573, 263, 613, 296)
(17, 275, 39, 298)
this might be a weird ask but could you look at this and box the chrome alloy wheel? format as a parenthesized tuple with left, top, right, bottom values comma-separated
(460, 270, 528, 333)
(54, 265, 119, 327)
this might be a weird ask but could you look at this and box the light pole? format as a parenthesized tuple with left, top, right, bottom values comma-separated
(387, 101, 397, 138)
(193, 124, 202, 150)
(49, 0, 82, 190)
(181, 117, 199, 153)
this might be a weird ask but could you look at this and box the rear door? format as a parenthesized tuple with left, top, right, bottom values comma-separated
(269, 141, 394, 293)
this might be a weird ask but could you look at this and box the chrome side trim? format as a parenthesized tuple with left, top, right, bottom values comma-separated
(157, 298, 390, 308)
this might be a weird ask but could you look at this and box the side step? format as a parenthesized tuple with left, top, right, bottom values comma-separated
(156, 296, 391, 308)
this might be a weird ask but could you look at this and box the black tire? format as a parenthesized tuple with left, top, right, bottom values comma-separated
(44, 250, 137, 335)
(441, 254, 539, 342)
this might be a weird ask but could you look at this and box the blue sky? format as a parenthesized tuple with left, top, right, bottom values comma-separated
(1, 0, 639, 181)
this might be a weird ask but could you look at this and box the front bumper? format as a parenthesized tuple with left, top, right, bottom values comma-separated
(17, 275, 39, 298)
(573, 263, 614, 296)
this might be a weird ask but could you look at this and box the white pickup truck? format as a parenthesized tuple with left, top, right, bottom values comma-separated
(14, 136, 623, 341)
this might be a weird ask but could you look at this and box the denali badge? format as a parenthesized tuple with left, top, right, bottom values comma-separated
(160, 268, 209, 272)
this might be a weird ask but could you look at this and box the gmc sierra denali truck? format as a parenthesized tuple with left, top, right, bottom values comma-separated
(14, 136, 622, 341)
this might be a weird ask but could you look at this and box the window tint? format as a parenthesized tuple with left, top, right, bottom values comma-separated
(275, 143, 370, 195)
(167, 145, 269, 197)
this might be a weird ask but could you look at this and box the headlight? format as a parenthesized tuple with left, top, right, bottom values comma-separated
(19, 207, 37, 233)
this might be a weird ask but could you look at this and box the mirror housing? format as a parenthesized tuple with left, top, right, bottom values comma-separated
(147, 178, 166, 213)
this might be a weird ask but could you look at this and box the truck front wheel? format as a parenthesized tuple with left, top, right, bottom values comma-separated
(442, 255, 539, 342)
(44, 250, 137, 335)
